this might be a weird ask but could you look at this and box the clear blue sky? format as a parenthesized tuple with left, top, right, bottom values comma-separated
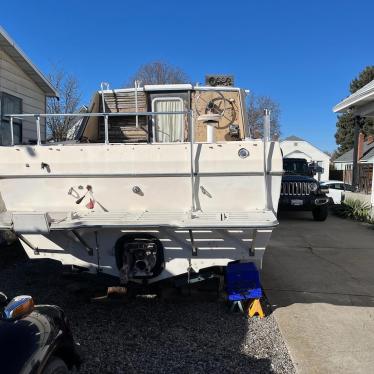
(1, 0, 374, 151)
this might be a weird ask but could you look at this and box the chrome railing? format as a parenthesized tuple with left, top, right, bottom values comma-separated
(5, 111, 191, 146)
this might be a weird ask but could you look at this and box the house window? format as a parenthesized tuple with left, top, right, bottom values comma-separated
(0, 92, 22, 145)
(152, 97, 184, 142)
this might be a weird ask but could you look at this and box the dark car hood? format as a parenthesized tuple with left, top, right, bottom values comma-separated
(282, 174, 317, 183)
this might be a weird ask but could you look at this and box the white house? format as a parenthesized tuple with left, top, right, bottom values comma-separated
(280, 135, 330, 181)
(333, 79, 374, 207)
(0, 26, 58, 145)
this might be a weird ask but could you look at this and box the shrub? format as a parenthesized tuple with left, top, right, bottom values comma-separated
(335, 198, 374, 224)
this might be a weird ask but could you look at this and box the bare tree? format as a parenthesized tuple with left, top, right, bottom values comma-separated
(47, 68, 81, 142)
(248, 94, 281, 139)
(126, 61, 189, 87)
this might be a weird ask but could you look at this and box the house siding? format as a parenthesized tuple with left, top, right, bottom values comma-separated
(0, 48, 46, 143)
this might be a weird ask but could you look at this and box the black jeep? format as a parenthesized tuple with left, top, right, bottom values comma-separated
(278, 158, 329, 221)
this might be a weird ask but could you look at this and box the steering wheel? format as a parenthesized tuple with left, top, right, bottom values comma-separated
(194, 90, 235, 124)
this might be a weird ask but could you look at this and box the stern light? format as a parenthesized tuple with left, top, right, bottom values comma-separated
(3, 295, 34, 320)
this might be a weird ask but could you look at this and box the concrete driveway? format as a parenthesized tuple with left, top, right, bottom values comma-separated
(262, 211, 374, 373)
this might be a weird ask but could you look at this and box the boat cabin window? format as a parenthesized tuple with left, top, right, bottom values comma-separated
(152, 97, 184, 142)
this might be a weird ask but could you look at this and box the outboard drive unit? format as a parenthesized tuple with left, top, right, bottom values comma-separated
(116, 234, 164, 284)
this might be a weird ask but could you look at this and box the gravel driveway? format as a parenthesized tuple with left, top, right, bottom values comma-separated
(0, 243, 295, 374)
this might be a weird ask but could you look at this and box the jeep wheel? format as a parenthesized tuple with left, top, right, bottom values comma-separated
(42, 356, 68, 374)
(312, 206, 328, 221)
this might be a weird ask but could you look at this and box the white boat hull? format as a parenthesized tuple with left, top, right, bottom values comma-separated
(0, 141, 282, 283)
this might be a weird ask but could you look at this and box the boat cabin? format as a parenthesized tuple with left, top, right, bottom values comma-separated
(75, 84, 249, 144)
(0, 79, 283, 283)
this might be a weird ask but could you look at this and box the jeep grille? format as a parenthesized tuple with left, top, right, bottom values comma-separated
(281, 181, 311, 196)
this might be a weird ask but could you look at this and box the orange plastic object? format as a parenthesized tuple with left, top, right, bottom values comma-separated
(248, 299, 265, 318)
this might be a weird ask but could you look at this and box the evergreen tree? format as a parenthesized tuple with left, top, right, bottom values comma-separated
(349, 66, 374, 94)
(335, 112, 355, 155)
(335, 66, 374, 156)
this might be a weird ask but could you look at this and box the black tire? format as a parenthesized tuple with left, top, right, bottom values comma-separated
(42, 357, 69, 374)
(0, 231, 17, 247)
(312, 206, 328, 221)
(0, 232, 5, 247)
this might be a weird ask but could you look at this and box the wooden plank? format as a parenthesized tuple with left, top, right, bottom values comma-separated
(101, 91, 147, 113)
(98, 114, 148, 142)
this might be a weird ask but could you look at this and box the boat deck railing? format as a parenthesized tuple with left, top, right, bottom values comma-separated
(5, 111, 192, 146)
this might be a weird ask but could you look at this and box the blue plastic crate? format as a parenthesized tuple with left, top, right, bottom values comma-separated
(226, 262, 262, 301)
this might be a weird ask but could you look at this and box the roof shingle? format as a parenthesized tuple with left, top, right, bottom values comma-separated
(283, 135, 305, 141)
(334, 140, 374, 163)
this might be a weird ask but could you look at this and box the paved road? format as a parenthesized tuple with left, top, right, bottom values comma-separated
(262, 211, 374, 373)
